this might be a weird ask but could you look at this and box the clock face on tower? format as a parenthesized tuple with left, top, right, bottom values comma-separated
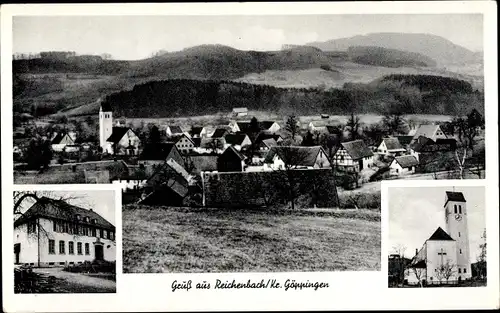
(455, 214, 462, 221)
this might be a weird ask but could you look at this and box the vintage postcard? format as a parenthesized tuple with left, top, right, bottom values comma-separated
(1, 1, 498, 311)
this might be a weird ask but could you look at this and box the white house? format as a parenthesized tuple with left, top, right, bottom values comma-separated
(377, 137, 406, 157)
(389, 155, 419, 176)
(405, 191, 472, 285)
(411, 125, 448, 143)
(331, 140, 374, 172)
(172, 134, 196, 154)
(263, 146, 331, 171)
(14, 197, 116, 267)
(51, 132, 75, 152)
(232, 107, 248, 117)
(105, 127, 141, 155)
(165, 125, 184, 137)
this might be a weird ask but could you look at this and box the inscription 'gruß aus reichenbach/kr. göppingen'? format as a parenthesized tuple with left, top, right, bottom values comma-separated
(171, 279, 330, 292)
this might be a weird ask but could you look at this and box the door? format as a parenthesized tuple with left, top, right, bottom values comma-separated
(94, 245, 104, 261)
(359, 159, 364, 170)
(14, 243, 20, 264)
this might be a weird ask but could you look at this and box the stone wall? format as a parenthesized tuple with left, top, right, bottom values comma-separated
(202, 168, 339, 209)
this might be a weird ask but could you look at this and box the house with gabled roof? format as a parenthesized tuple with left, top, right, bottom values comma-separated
(411, 125, 448, 143)
(224, 133, 252, 151)
(409, 136, 457, 162)
(13, 197, 116, 267)
(211, 128, 230, 139)
(259, 138, 278, 151)
(377, 137, 406, 157)
(234, 121, 281, 134)
(105, 127, 140, 156)
(263, 146, 331, 171)
(138, 143, 184, 175)
(189, 126, 210, 138)
(51, 132, 75, 152)
(171, 133, 195, 154)
(232, 107, 248, 117)
(331, 140, 374, 172)
(389, 155, 419, 176)
(217, 146, 247, 172)
(165, 125, 184, 137)
(139, 158, 192, 206)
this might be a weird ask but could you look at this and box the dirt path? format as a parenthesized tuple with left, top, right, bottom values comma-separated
(33, 268, 116, 293)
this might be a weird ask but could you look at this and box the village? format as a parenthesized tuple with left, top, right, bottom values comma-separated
(13, 102, 485, 210)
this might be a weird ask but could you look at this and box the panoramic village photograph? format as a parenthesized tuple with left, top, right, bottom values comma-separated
(11, 14, 485, 273)
(387, 186, 486, 288)
(13, 190, 116, 293)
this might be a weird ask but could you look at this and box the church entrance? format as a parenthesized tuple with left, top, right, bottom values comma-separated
(458, 276, 462, 284)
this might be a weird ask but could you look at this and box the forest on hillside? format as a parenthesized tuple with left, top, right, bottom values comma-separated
(102, 75, 483, 118)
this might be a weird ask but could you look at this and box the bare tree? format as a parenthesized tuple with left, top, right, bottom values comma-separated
(390, 245, 407, 287)
(411, 267, 426, 288)
(476, 229, 487, 280)
(272, 147, 311, 210)
(435, 260, 457, 285)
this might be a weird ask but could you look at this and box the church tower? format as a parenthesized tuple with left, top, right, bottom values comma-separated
(444, 191, 471, 280)
(99, 102, 113, 151)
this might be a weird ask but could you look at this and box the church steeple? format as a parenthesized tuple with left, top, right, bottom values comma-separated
(444, 190, 471, 280)
(99, 102, 113, 151)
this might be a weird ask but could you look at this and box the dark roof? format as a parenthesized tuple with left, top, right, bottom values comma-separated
(189, 126, 204, 136)
(254, 132, 282, 144)
(341, 140, 374, 160)
(222, 145, 246, 161)
(409, 136, 435, 152)
(106, 127, 132, 144)
(445, 191, 466, 205)
(14, 197, 115, 231)
(261, 138, 278, 148)
(382, 137, 404, 151)
(122, 165, 148, 180)
(393, 155, 419, 168)
(428, 227, 454, 241)
(260, 121, 277, 130)
(51, 132, 73, 144)
(325, 125, 342, 134)
(237, 121, 277, 133)
(212, 128, 229, 138)
(396, 135, 414, 146)
(224, 133, 249, 146)
(192, 137, 201, 147)
(263, 146, 325, 167)
(139, 143, 176, 160)
(100, 102, 112, 112)
(169, 126, 184, 134)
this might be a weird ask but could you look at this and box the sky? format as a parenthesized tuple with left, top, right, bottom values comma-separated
(388, 186, 486, 262)
(12, 14, 483, 60)
(15, 190, 116, 224)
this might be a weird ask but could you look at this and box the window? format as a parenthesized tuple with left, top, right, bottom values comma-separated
(59, 240, 65, 254)
(459, 232, 461, 237)
(460, 249, 462, 254)
(100, 229, 104, 238)
(464, 268, 467, 273)
(48, 240, 55, 254)
(53, 220, 56, 231)
(91, 227, 96, 237)
(109, 231, 114, 240)
(454, 205, 457, 213)
(69, 241, 74, 254)
(85, 243, 90, 255)
(458, 268, 461, 273)
(459, 205, 462, 214)
(105, 230, 109, 239)
(77, 242, 82, 255)
(76, 214, 81, 221)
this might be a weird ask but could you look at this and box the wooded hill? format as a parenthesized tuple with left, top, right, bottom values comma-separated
(102, 74, 483, 118)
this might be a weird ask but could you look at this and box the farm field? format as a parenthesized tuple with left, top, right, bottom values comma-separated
(122, 206, 381, 273)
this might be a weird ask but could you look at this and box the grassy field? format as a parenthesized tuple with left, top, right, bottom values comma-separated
(123, 206, 381, 273)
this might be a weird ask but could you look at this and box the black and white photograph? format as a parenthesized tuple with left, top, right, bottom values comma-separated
(10, 13, 487, 274)
(387, 185, 486, 288)
(13, 189, 117, 293)
(2, 1, 498, 311)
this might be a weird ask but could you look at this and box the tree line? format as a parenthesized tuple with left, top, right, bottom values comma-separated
(102, 75, 483, 118)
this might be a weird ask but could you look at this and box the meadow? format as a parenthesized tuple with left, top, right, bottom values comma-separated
(122, 205, 381, 273)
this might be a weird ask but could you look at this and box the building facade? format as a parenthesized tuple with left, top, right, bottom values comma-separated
(14, 197, 116, 267)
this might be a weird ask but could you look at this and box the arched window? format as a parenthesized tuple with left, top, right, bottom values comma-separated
(459, 205, 462, 214)
(454, 205, 457, 213)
